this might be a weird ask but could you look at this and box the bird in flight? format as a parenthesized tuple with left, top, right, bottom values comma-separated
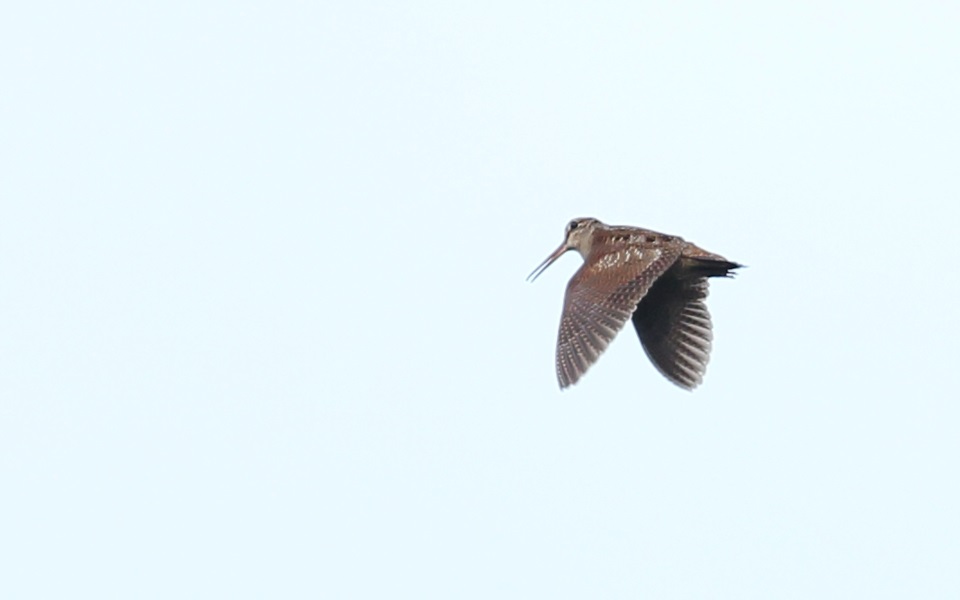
(528, 218, 741, 390)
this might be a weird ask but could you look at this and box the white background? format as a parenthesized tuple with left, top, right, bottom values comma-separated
(3, 1, 958, 598)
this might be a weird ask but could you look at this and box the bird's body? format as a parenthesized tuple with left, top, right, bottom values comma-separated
(528, 218, 740, 390)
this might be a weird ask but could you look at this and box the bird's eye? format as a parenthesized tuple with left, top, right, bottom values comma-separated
(568, 221, 579, 231)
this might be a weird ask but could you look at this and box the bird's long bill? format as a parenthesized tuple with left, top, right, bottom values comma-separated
(526, 243, 568, 282)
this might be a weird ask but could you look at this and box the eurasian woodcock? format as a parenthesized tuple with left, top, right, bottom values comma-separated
(528, 218, 741, 390)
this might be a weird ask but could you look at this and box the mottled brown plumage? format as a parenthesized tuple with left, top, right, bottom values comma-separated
(528, 218, 740, 390)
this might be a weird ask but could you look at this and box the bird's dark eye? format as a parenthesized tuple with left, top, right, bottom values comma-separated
(569, 221, 579, 231)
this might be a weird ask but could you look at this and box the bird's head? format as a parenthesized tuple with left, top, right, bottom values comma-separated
(527, 217, 603, 282)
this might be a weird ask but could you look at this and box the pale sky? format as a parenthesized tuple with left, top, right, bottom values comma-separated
(3, 1, 959, 598)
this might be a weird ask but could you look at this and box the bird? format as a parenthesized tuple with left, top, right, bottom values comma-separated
(528, 217, 741, 390)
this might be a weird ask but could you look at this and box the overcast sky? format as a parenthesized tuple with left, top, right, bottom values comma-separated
(3, 1, 959, 598)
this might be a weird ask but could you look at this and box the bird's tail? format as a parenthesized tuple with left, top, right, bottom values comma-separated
(682, 257, 743, 279)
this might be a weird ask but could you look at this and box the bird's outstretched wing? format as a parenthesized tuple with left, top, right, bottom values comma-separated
(631, 272, 713, 390)
(556, 244, 683, 388)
